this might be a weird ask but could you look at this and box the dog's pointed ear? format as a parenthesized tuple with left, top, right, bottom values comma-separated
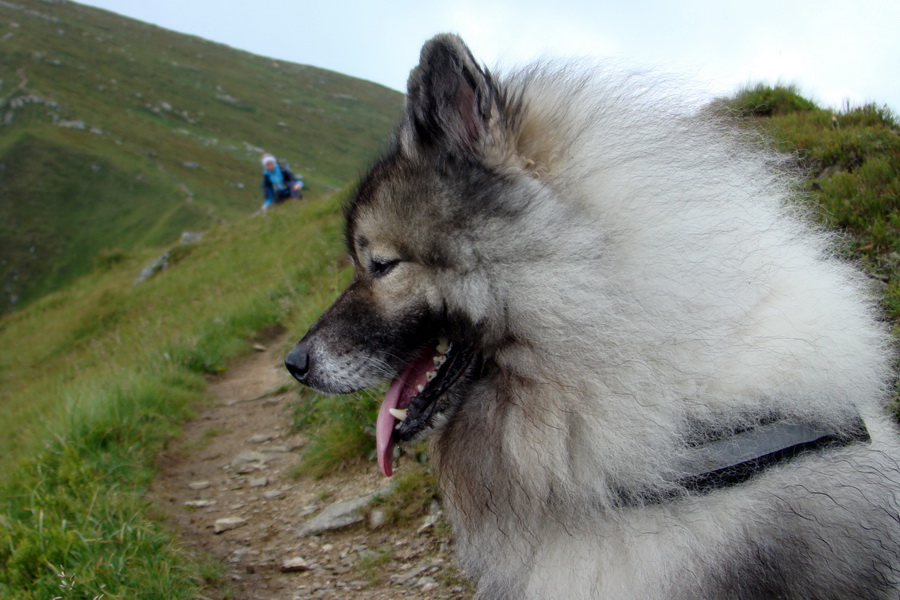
(402, 34, 498, 158)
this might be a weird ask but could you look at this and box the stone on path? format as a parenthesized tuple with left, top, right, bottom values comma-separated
(230, 451, 268, 474)
(420, 578, 439, 592)
(214, 516, 248, 534)
(281, 556, 312, 572)
(297, 491, 382, 537)
(390, 564, 428, 585)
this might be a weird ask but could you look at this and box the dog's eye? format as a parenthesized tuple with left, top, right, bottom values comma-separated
(369, 258, 400, 278)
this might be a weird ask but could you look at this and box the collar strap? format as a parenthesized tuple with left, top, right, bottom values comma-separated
(618, 417, 870, 506)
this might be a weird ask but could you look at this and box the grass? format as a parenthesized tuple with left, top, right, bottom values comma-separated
(368, 462, 440, 528)
(289, 386, 382, 478)
(356, 549, 392, 584)
(0, 370, 204, 598)
(729, 82, 819, 116)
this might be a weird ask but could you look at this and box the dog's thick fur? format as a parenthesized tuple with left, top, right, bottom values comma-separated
(287, 34, 900, 599)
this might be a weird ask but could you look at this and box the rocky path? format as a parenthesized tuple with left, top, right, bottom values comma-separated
(151, 339, 472, 599)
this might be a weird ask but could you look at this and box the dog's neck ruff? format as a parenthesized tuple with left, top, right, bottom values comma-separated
(619, 417, 871, 507)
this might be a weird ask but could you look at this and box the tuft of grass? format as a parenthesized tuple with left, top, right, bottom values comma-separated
(730, 82, 819, 117)
(368, 461, 440, 528)
(290, 387, 382, 478)
(356, 548, 392, 584)
(0, 368, 204, 599)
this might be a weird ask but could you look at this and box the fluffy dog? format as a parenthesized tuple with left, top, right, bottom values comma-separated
(286, 34, 900, 599)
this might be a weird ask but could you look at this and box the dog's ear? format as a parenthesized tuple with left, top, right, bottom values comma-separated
(402, 34, 498, 158)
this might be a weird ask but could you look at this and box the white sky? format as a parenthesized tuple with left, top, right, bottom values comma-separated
(77, 0, 900, 112)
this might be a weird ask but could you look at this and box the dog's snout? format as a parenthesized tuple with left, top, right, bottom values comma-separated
(285, 341, 311, 382)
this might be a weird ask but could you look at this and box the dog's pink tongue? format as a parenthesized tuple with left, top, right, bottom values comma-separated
(375, 348, 437, 477)
(376, 378, 405, 477)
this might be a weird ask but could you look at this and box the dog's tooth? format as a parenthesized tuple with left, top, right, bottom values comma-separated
(389, 408, 408, 421)
(436, 338, 449, 354)
(417, 384, 424, 393)
(426, 370, 436, 381)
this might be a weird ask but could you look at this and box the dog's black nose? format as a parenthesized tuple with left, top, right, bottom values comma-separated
(285, 341, 310, 382)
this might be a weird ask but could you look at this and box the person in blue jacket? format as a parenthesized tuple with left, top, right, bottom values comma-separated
(260, 153, 303, 211)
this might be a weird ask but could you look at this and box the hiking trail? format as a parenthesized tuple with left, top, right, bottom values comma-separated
(151, 336, 472, 599)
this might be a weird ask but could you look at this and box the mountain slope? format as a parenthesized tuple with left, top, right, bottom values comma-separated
(0, 0, 403, 313)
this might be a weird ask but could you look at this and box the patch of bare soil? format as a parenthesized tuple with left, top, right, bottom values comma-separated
(150, 339, 472, 599)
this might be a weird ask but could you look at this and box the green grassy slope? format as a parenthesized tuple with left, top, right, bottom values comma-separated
(0, 193, 352, 598)
(0, 0, 403, 313)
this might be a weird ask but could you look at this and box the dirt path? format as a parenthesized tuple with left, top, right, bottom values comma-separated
(151, 338, 472, 599)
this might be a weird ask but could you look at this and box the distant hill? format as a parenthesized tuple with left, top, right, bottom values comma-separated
(0, 0, 403, 313)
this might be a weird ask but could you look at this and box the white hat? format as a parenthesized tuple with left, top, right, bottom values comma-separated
(261, 154, 276, 166)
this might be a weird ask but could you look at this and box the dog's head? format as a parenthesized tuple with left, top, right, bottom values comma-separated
(286, 34, 547, 476)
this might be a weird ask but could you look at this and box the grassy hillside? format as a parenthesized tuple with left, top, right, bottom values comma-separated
(0, 0, 403, 313)
(0, 193, 352, 598)
(0, 79, 897, 597)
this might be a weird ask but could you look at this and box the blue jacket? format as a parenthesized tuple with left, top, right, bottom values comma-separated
(262, 163, 301, 205)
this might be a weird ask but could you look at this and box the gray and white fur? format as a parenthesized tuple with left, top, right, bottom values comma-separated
(287, 34, 900, 599)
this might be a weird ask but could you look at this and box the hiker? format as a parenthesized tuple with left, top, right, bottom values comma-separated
(260, 153, 303, 211)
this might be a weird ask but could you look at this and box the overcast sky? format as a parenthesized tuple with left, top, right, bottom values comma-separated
(77, 0, 899, 112)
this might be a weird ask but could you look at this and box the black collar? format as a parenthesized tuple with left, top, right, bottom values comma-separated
(617, 417, 871, 507)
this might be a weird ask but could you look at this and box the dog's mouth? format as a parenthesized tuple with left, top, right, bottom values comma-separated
(375, 337, 474, 476)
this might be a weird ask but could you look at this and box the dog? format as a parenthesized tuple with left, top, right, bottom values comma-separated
(286, 34, 900, 599)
